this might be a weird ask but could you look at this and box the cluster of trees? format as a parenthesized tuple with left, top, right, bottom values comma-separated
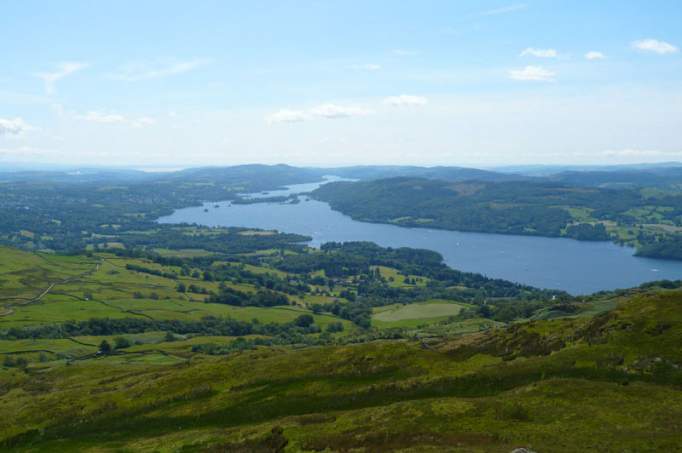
(313, 300, 372, 329)
(565, 223, 610, 241)
(210, 263, 310, 296)
(119, 227, 309, 257)
(478, 299, 569, 322)
(125, 263, 178, 280)
(1, 314, 333, 344)
(176, 282, 209, 294)
(636, 236, 682, 260)
(207, 287, 291, 307)
(0, 317, 254, 340)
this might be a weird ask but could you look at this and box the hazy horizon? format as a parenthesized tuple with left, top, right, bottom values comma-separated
(3, 160, 682, 174)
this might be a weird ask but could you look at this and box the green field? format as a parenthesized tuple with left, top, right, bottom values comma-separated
(371, 265, 430, 288)
(0, 247, 352, 335)
(373, 300, 468, 328)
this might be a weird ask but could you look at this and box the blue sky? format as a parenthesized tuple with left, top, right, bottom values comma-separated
(1, 0, 681, 167)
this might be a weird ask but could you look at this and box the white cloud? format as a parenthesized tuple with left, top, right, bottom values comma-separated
(266, 109, 308, 124)
(479, 3, 527, 16)
(36, 62, 88, 95)
(383, 95, 428, 107)
(266, 104, 372, 124)
(632, 39, 678, 55)
(309, 104, 372, 119)
(0, 117, 30, 136)
(349, 63, 381, 71)
(80, 111, 127, 124)
(110, 58, 210, 81)
(520, 48, 558, 58)
(508, 65, 556, 81)
(602, 148, 681, 158)
(585, 51, 606, 60)
(78, 111, 156, 127)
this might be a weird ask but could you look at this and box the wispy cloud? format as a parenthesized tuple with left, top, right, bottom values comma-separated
(349, 63, 382, 71)
(77, 111, 156, 128)
(632, 39, 678, 55)
(36, 62, 88, 95)
(479, 3, 527, 16)
(520, 48, 558, 58)
(266, 103, 372, 124)
(309, 104, 372, 119)
(110, 58, 210, 81)
(0, 117, 31, 136)
(383, 95, 428, 107)
(509, 65, 556, 81)
(265, 109, 308, 124)
(80, 111, 127, 124)
(585, 51, 606, 60)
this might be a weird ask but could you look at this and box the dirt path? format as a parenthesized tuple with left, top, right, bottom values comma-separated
(0, 261, 102, 318)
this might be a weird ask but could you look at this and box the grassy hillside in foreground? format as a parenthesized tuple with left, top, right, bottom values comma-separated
(1, 286, 681, 451)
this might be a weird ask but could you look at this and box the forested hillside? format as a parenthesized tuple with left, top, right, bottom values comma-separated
(313, 177, 682, 258)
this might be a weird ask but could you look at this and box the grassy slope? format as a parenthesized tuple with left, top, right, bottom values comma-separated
(0, 247, 347, 331)
(372, 300, 469, 328)
(1, 288, 681, 451)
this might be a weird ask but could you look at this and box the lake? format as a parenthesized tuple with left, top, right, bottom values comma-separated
(158, 178, 682, 294)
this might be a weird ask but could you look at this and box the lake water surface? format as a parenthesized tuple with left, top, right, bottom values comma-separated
(158, 179, 682, 294)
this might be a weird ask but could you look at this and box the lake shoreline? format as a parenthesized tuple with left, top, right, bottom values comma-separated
(158, 180, 682, 295)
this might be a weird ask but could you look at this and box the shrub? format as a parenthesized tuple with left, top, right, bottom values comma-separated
(114, 336, 131, 349)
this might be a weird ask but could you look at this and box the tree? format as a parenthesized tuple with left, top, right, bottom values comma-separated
(294, 314, 314, 328)
(99, 340, 112, 355)
(177, 282, 187, 293)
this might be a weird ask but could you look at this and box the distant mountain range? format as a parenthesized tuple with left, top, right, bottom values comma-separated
(3, 162, 682, 189)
